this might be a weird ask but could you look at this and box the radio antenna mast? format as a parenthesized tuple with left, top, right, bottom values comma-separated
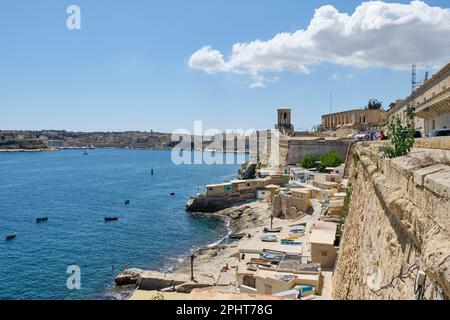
(329, 90, 333, 135)
(412, 65, 417, 93)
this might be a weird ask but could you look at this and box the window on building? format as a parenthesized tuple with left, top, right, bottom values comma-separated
(243, 276, 256, 288)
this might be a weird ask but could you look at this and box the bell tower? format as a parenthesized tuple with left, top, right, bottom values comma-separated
(275, 108, 294, 135)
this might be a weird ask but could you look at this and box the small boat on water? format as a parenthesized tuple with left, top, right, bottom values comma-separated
(5, 233, 16, 241)
(82, 151, 89, 156)
(36, 217, 48, 223)
(104, 217, 119, 222)
(124, 199, 130, 205)
(260, 234, 278, 242)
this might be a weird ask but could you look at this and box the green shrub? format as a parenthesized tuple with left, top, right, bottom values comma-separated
(320, 151, 343, 168)
(340, 187, 352, 226)
(352, 152, 360, 164)
(380, 108, 415, 158)
(300, 154, 318, 169)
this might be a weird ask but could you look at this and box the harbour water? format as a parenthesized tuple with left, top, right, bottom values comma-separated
(0, 149, 243, 299)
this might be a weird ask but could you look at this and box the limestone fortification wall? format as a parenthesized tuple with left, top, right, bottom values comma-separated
(285, 139, 350, 166)
(258, 134, 350, 170)
(332, 142, 450, 300)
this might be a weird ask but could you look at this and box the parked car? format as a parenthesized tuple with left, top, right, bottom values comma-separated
(399, 129, 421, 139)
(429, 129, 450, 137)
(352, 134, 366, 141)
(414, 130, 423, 139)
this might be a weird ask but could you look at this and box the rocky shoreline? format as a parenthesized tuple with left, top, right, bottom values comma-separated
(0, 147, 56, 152)
(115, 201, 273, 297)
(173, 201, 272, 271)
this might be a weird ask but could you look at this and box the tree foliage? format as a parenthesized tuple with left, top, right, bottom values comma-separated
(380, 108, 415, 158)
(367, 99, 383, 110)
(300, 154, 318, 169)
(320, 151, 343, 168)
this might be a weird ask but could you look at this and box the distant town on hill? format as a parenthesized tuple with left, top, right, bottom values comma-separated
(0, 130, 174, 150)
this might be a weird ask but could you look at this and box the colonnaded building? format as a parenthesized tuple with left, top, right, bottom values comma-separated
(390, 61, 450, 135)
(320, 108, 388, 132)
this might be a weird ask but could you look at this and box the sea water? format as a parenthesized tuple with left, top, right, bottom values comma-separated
(0, 149, 243, 299)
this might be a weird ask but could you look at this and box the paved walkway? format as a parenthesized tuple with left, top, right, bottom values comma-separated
(320, 270, 334, 299)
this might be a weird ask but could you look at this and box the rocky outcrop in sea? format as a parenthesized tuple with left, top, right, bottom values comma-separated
(237, 161, 257, 180)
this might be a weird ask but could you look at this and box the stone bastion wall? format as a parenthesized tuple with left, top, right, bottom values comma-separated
(332, 141, 450, 300)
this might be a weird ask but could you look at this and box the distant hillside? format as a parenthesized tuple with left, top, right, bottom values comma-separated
(0, 130, 174, 150)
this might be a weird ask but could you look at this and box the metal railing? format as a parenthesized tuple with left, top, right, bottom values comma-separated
(414, 87, 450, 114)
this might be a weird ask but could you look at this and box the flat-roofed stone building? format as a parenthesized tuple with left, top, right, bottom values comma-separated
(321, 108, 388, 132)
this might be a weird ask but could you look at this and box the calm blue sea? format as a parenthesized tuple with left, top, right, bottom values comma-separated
(0, 149, 243, 300)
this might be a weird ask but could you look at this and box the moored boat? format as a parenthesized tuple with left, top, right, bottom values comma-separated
(5, 233, 16, 241)
(104, 217, 119, 222)
(36, 217, 48, 223)
(260, 234, 278, 242)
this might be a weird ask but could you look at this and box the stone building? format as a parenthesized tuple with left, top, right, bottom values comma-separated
(257, 109, 351, 174)
(321, 108, 388, 132)
(390, 61, 450, 136)
(275, 108, 294, 135)
(310, 221, 338, 269)
(272, 188, 312, 219)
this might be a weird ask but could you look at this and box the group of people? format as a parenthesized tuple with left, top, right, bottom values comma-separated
(360, 131, 388, 141)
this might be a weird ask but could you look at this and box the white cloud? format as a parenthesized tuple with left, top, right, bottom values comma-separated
(188, 1, 450, 86)
(346, 74, 355, 80)
(188, 46, 228, 74)
(248, 74, 280, 89)
(329, 73, 341, 81)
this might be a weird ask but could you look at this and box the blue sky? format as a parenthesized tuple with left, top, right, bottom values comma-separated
(0, 0, 449, 132)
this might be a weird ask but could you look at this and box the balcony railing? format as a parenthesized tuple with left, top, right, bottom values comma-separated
(414, 87, 450, 114)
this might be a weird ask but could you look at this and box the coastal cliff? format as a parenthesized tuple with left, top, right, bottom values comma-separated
(0, 138, 51, 151)
(332, 143, 450, 300)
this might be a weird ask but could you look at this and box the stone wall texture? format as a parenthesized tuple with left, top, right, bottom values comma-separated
(332, 144, 450, 300)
